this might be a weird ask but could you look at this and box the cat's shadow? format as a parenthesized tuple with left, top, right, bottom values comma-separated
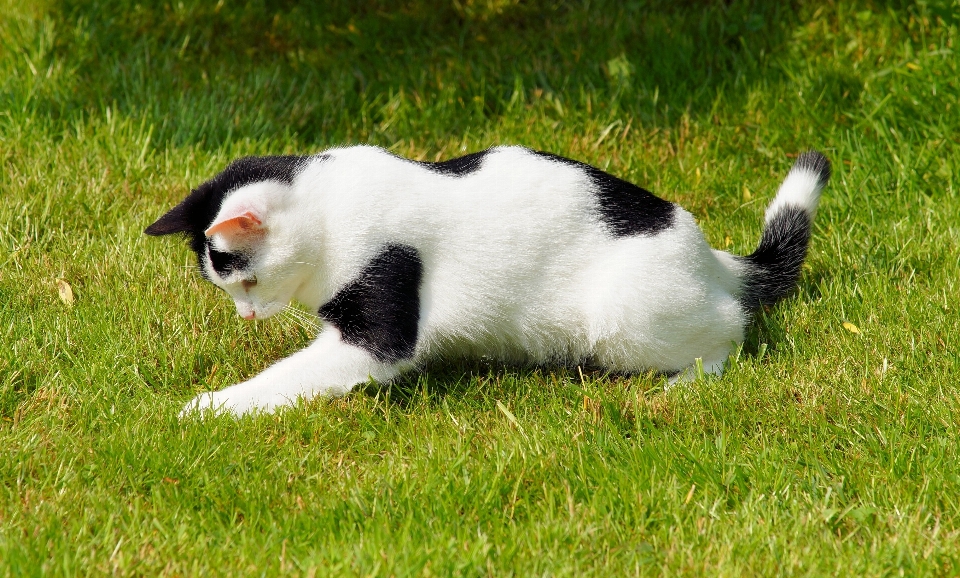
(358, 359, 558, 409)
(742, 269, 826, 356)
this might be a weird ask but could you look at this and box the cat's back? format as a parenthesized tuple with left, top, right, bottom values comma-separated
(300, 145, 609, 246)
(314, 144, 594, 203)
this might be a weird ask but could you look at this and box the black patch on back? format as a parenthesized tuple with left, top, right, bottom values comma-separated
(738, 208, 813, 310)
(530, 150, 675, 237)
(144, 154, 314, 277)
(318, 244, 423, 363)
(417, 150, 489, 177)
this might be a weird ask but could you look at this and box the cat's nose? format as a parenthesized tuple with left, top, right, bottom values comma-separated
(241, 311, 256, 320)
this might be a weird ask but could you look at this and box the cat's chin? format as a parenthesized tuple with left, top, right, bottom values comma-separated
(235, 301, 284, 320)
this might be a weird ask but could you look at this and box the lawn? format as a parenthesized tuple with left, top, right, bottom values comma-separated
(2, 0, 959, 575)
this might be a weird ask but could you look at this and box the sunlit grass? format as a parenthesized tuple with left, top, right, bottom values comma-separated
(2, 0, 959, 575)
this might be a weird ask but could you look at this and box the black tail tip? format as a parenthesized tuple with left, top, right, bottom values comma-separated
(793, 150, 831, 189)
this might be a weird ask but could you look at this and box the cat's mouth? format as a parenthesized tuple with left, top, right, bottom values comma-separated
(235, 300, 284, 320)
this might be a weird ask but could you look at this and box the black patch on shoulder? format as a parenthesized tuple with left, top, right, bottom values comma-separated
(318, 244, 423, 363)
(144, 154, 314, 275)
(531, 150, 675, 237)
(416, 150, 489, 177)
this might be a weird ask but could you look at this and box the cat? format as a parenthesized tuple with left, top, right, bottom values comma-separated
(145, 146, 830, 416)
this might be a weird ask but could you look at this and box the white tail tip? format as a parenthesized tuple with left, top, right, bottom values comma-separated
(765, 151, 831, 222)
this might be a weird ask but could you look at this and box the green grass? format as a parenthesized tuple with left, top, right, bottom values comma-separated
(2, 0, 960, 575)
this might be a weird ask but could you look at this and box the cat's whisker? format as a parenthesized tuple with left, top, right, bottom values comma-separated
(288, 316, 318, 334)
(292, 306, 319, 320)
(289, 314, 320, 333)
(282, 309, 309, 326)
(282, 302, 317, 318)
(277, 308, 301, 329)
(280, 305, 320, 333)
(276, 310, 297, 332)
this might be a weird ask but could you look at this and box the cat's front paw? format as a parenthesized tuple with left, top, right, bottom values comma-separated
(179, 389, 260, 418)
(179, 382, 297, 418)
(179, 391, 222, 418)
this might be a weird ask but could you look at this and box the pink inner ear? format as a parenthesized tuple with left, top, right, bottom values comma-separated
(205, 210, 263, 239)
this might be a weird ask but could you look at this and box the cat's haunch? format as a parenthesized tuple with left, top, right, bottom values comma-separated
(146, 146, 829, 416)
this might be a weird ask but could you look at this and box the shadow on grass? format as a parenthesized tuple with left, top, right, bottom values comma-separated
(357, 358, 563, 409)
(357, 354, 667, 414)
(40, 0, 811, 148)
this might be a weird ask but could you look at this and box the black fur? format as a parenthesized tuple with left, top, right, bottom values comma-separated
(738, 151, 831, 310)
(418, 150, 488, 177)
(530, 151, 675, 237)
(144, 154, 310, 238)
(208, 247, 250, 277)
(144, 154, 312, 275)
(794, 150, 832, 190)
(318, 244, 423, 363)
(738, 208, 812, 309)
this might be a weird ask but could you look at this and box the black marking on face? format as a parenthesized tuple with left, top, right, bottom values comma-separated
(318, 244, 422, 363)
(207, 243, 250, 278)
(531, 150, 676, 237)
(417, 150, 489, 177)
(145, 154, 318, 277)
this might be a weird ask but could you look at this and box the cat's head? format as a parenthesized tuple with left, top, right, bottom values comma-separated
(145, 155, 312, 320)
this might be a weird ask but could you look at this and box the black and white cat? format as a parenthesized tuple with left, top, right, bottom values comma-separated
(146, 146, 830, 416)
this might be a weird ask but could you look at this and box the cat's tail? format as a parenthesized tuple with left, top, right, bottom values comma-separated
(737, 151, 831, 309)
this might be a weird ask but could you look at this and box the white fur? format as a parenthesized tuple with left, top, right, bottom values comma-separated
(765, 161, 824, 221)
(181, 146, 807, 416)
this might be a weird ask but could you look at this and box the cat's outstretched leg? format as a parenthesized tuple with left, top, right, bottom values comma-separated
(180, 327, 407, 417)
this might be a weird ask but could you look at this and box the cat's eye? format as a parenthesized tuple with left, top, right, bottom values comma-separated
(241, 277, 257, 291)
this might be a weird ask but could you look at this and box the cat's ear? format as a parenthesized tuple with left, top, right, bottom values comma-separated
(145, 203, 193, 236)
(205, 208, 265, 245)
